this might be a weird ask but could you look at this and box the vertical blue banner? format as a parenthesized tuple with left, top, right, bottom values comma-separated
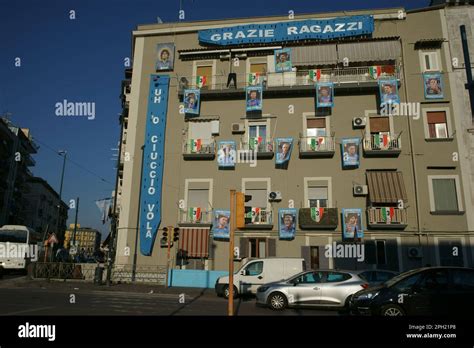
(139, 75, 170, 256)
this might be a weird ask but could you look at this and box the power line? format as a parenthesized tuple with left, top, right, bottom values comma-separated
(33, 137, 115, 187)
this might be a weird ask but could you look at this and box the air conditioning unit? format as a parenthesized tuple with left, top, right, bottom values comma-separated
(268, 191, 282, 201)
(408, 247, 423, 259)
(353, 185, 368, 196)
(352, 117, 366, 128)
(232, 123, 245, 133)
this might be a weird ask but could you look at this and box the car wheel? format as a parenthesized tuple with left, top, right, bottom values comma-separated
(223, 285, 238, 299)
(268, 292, 288, 311)
(381, 304, 405, 316)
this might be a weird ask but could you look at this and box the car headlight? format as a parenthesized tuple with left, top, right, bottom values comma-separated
(357, 291, 380, 300)
(257, 286, 269, 293)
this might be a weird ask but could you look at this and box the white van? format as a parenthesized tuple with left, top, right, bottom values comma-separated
(215, 257, 306, 298)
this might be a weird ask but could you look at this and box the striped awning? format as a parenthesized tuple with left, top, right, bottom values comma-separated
(292, 44, 338, 66)
(366, 171, 408, 204)
(338, 40, 401, 63)
(178, 228, 210, 258)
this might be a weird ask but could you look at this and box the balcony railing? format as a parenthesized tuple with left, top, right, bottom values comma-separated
(177, 66, 400, 93)
(182, 138, 216, 160)
(363, 134, 401, 156)
(239, 138, 274, 159)
(367, 207, 408, 229)
(299, 136, 335, 158)
(178, 208, 212, 226)
(243, 208, 273, 229)
(299, 208, 339, 229)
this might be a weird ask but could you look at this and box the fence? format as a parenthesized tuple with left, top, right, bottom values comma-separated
(32, 262, 99, 281)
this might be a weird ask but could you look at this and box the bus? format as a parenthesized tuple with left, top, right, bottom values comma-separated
(0, 225, 43, 273)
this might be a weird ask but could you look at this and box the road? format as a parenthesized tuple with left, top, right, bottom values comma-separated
(0, 277, 342, 316)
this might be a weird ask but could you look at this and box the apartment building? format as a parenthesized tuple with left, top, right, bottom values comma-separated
(114, 5, 474, 278)
(64, 225, 101, 255)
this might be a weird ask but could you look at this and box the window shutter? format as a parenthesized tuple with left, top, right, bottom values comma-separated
(427, 111, 446, 124)
(318, 245, 329, 269)
(307, 118, 326, 129)
(239, 238, 249, 259)
(364, 240, 376, 264)
(301, 246, 311, 270)
(267, 238, 276, 257)
(370, 117, 390, 132)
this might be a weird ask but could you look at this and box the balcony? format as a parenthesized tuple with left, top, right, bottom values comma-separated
(178, 208, 212, 227)
(176, 66, 401, 99)
(299, 136, 335, 158)
(243, 208, 273, 229)
(299, 208, 338, 230)
(182, 138, 216, 160)
(363, 134, 401, 157)
(239, 138, 274, 159)
(367, 207, 408, 229)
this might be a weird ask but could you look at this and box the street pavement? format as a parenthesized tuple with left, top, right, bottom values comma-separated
(0, 275, 342, 316)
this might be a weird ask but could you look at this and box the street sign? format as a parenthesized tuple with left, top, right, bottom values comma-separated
(47, 233, 59, 245)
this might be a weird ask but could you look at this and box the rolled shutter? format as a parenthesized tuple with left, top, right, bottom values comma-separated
(384, 239, 399, 271)
(267, 238, 276, 257)
(239, 238, 249, 259)
(318, 245, 329, 269)
(301, 246, 311, 270)
(365, 240, 376, 265)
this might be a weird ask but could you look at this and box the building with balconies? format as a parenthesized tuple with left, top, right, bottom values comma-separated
(114, 4, 474, 279)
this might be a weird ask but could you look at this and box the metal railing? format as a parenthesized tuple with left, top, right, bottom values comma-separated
(182, 138, 216, 155)
(112, 264, 167, 284)
(363, 134, 401, 152)
(245, 208, 273, 224)
(178, 208, 212, 224)
(33, 262, 97, 280)
(177, 66, 400, 91)
(299, 136, 336, 152)
(240, 138, 274, 153)
(367, 207, 408, 225)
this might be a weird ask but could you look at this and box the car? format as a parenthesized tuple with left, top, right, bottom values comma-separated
(256, 270, 369, 311)
(350, 266, 474, 316)
(354, 269, 398, 286)
(215, 257, 305, 299)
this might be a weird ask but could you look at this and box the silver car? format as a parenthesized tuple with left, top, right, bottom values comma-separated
(256, 270, 369, 310)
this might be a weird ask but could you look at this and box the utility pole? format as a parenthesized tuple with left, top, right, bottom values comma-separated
(55, 150, 67, 241)
(72, 197, 79, 251)
(228, 190, 236, 316)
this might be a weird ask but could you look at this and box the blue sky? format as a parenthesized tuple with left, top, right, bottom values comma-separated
(0, 0, 430, 238)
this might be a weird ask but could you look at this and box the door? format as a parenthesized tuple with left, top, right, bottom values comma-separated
(238, 260, 264, 294)
(287, 271, 324, 305)
(196, 65, 212, 89)
(318, 271, 352, 306)
(407, 269, 449, 315)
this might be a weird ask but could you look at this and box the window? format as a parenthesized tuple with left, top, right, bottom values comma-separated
(244, 261, 263, 276)
(306, 118, 327, 138)
(187, 189, 209, 209)
(428, 176, 463, 213)
(304, 178, 331, 208)
(427, 111, 448, 139)
(250, 63, 267, 74)
(196, 65, 213, 89)
(293, 272, 323, 284)
(245, 120, 271, 152)
(420, 51, 441, 72)
(452, 269, 474, 291)
(392, 273, 423, 292)
(187, 120, 218, 153)
(419, 270, 449, 291)
(184, 179, 213, 222)
(376, 271, 395, 282)
(326, 272, 350, 283)
(310, 246, 319, 270)
(365, 240, 387, 265)
(249, 238, 267, 258)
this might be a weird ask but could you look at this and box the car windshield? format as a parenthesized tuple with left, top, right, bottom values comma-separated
(0, 229, 28, 243)
(385, 269, 421, 287)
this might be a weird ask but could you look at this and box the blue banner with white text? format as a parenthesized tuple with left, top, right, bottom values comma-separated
(139, 75, 170, 256)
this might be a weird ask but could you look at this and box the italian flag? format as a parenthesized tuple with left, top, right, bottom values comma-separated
(369, 66, 382, 79)
(248, 73, 260, 85)
(381, 207, 395, 223)
(189, 139, 202, 153)
(249, 136, 262, 150)
(374, 133, 390, 149)
(188, 207, 202, 222)
(309, 69, 321, 82)
(310, 138, 318, 151)
(245, 207, 260, 222)
(196, 76, 207, 88)
(310, 207, 324, 222)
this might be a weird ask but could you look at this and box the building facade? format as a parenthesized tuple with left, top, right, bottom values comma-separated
(114, 5, 474, 278)
(64, 225, 101, 256)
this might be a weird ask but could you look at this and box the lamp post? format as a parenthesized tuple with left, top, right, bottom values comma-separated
(55, 150, 67, 255)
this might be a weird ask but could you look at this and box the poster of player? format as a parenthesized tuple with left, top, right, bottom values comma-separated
(279, 208, 297, 240)
(316, 82, 334, 108)
(155, 43, 175, 71)
(423, 73, 444, 99)
(342, 208, 364, 239)
(217, 141, 236, 167)
(212, 210, 230, 240)
(275, 138, 293, 165)
(378, 79, 400, 106)
(341, 138, 360, 168)
(246, 86, 263, 112)
(274, 48, 293, 72)
(183, 89, 200, 115)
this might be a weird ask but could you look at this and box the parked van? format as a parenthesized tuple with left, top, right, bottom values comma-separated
(215, 257, 306, 298)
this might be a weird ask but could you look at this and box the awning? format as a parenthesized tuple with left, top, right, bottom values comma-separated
(338, 40, 401, 63)
(366, 171, 408, 204)
(178, 228, 210, 258)
(292, 44, 338, 66)
(414, 38, 445, 49)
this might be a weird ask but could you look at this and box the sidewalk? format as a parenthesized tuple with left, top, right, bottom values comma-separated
(0, 276, 216, 298)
